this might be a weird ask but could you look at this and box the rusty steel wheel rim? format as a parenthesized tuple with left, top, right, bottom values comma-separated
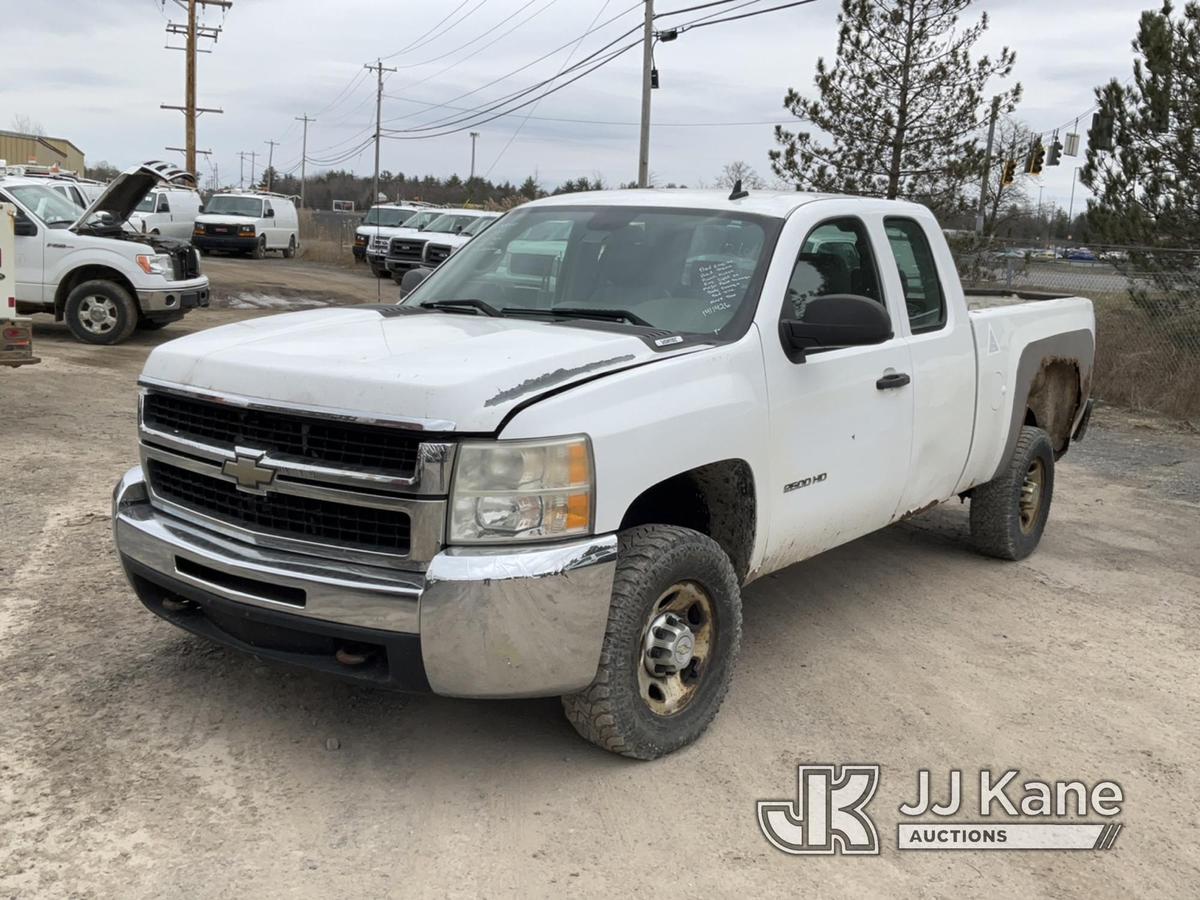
(1019, 457, 1045, 534)
(637, 581, 715, 717)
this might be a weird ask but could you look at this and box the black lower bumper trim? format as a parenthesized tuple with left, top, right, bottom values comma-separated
(194, 235, 258, 251)
(121, 555, 431, 692)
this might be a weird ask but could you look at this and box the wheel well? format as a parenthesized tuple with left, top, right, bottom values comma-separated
(54, 266, 138, 319)
(620, 459, 756, 584)
(1025, 357, 1082, 455)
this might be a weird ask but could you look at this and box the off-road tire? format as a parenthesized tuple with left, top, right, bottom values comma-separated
(969, 425, 1055, 561)
(251, 236, 267, 259)
(283, 235, 297, 259)
(561, 525, 742, 760)
(63, 280, 139, 345)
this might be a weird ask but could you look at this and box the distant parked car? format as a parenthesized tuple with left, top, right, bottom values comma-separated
(1065, 248, 1097, 262)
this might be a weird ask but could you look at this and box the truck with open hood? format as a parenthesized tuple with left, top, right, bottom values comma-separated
(0, 160, 209, 345)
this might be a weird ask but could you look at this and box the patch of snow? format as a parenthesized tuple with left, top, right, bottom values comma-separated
(224, 293, 332, 310)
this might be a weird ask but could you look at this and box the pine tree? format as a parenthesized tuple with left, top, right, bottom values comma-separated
(769, 0, 1020, 214)
(1081, 2, 1199, 250)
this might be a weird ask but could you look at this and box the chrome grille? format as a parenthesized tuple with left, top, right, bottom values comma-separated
(147, 460, 412, 554)
(389, 238, 427, 261)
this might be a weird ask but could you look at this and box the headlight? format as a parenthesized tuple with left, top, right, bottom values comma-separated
(449, 436, 593, 544)
(135, 253, 172, 275)
(238, 224, 255, 234)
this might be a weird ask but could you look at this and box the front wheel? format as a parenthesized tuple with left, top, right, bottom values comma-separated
(251, 235, 266, 259)
(63, 280, 138, 345)
(969, 425, 1055, 560)
(561, 525, 742, 759)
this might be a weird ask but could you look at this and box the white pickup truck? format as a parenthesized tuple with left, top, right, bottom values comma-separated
(2, 160, 210, 344)
(112, 190, 1095, 759)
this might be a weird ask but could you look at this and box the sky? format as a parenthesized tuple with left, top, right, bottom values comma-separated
(0, 0, 1147, 213)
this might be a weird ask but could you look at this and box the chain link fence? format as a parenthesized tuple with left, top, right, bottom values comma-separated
(951, 239, 1200, 422)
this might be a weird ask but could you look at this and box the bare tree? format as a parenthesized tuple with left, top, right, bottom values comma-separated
(10, 114, 45, 136)
(715, 161, 766, 190)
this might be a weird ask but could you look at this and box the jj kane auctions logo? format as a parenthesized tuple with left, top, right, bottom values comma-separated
(758, 766, 1125, 854)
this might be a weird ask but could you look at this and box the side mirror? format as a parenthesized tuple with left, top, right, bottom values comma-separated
(779, 294, 892, 363)
(398, 267, 433, 299)
(13, 216, 37, 237)
(264, 208, 275, 218)
(197, 204, 205, 213)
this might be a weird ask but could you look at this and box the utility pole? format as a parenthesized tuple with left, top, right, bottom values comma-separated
(469, 132, 480, 181)
(364, 59, 397, 207)
(264, 139, 278, 191)
(161, 0, 231, 180)
(295, 114, 314, 209)
(238, 150, 257, 189)
(974, 95, 1000, 236)
(637, 0, 654, 188)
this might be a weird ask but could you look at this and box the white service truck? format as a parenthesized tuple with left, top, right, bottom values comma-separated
(1, 160, 210, 345)
(112, 190, 1095, 759)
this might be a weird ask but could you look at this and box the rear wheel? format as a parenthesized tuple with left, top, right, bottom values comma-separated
(969, 425, 1055, 560)
(283, 235, 297, 259)
(561, 525, 742, 759)
(63, 280, 138, 345)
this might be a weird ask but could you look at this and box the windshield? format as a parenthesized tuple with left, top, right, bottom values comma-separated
(397, 210, 439, 231)
(134, 193, 157, 213)
(404, 206, 775, 335)
(421, 213, 480, 234)
(205, 195, 263, 217)
(5, 184, 84, 226)
(462, 216, 496, 237)
(364, 206, 416, 227)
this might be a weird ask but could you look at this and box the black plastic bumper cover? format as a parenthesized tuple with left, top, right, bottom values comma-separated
(121, 555, 431, 692)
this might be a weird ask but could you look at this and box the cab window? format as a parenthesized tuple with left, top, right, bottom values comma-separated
(884, 217, 946, 332)
(784, 218, 884, 321)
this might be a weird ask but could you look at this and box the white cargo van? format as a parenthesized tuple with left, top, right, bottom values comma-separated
(128, 187, 203, 240)
(192, 191, 299, 258)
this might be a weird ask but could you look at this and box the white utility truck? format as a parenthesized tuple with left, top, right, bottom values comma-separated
(353, 203, 429, 263)
(1, 201, 38, 366)
(112, 190, 1095, 759)
(419, 212, 500, 268)
(382, 208, 495, 282)
(1, 160, 209, 345)
(364, 208, 442, 277)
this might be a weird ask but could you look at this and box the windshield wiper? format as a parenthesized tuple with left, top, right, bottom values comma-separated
(419, 298, 500, 317)
(501, 306, 654, 327)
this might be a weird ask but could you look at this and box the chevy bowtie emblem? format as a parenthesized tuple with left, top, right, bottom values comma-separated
(222, 449, 276, 494)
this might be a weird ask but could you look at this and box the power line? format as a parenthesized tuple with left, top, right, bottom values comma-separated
(484, 0, 617, 178)
(668, 0, 817, 33)
(380, 2, 643, 128)
(380, 0, 486, 60)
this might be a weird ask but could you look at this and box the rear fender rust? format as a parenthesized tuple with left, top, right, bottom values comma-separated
(1027, 355, 1083, 456)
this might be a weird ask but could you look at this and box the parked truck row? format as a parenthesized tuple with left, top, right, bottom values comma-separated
(112, 188, 1096, 759)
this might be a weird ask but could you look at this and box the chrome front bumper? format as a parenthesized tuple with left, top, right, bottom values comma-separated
(113, 466, 618, 698)
(137, 277, 211, 314)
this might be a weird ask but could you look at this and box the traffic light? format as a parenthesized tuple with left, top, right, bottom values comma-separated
(1002, 159, 1016, 186)
(1025, 138, 1046, 176)
(1047, 138, 1062, 166)
(1091, 113, 1114, 151)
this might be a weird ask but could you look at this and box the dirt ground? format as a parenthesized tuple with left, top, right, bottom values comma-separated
(2, 256, 1199, 898)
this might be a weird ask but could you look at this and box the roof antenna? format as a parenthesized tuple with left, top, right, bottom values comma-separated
(728, 178, 749, 201)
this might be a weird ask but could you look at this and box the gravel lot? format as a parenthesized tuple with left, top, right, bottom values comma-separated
(2, 257, 1198, 898)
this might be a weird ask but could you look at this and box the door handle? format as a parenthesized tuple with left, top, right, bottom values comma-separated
(876, 372, 911, 390)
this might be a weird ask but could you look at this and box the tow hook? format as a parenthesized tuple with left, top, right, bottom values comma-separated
(335, 643, 375, 667)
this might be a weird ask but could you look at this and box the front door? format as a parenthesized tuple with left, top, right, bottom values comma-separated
(761, 214, 914, 572)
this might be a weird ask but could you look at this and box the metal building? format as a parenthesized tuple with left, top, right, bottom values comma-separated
(0, 129, 86, 173)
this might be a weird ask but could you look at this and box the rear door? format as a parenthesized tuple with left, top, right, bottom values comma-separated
(878, 215, 977, 514)
(760, 209, 915, 570)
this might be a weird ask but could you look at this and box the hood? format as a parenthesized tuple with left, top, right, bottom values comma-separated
(142, 306, 693, 433)
(71, 160, 194, 231)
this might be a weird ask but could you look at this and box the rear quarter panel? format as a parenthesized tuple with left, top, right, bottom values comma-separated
(958, 296, 1096, 493)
